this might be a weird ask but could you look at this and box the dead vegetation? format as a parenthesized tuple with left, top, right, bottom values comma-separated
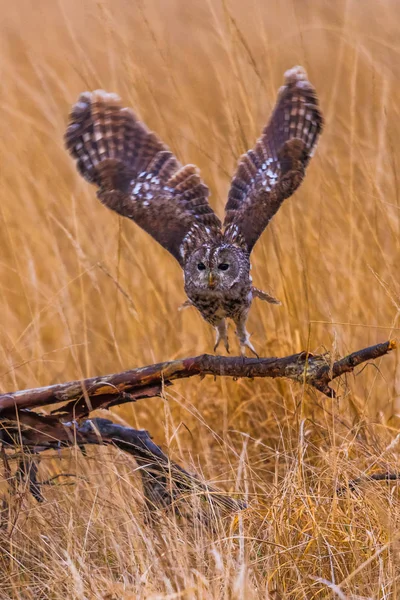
(1, 0, 400, 597)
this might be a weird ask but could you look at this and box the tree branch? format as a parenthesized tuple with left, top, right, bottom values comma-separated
(1, 413, 244, 515)
(337, 472, 400, 495)
(0, 340, 396, 419)
(0, 341, 395, 512)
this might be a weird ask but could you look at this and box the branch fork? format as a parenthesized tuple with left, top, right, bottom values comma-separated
(0, 340, 396, 512)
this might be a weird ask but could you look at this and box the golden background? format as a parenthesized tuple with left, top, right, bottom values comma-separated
(1, 1, 400, 596)
(2, 0, 399, 428)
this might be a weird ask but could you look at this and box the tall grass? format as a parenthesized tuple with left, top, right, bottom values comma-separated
(1, 0, 400, 597)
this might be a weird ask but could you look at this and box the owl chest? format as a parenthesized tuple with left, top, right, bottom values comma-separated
(188, 290, 250, 325)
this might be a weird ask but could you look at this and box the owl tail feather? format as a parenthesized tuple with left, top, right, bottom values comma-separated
(252, 287, 281, 305)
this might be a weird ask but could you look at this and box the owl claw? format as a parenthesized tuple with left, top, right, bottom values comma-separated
(236, 322, 259, 358)
(240, 339, 259, 358)
(214, 321, 229, 354)
(214, 339, 230, 353)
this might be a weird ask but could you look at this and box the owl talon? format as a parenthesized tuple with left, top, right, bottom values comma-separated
(214, 320, 229, 354)
(240, 340, 259, 358)
(235, 318, 259, 358)
(214, 339, 230, 353)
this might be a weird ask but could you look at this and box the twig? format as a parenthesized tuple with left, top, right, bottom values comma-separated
(16, 455, 43, 502)
(337, 472, 400, 495)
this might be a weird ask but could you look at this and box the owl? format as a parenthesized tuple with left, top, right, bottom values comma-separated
(65, 66, 323, 356)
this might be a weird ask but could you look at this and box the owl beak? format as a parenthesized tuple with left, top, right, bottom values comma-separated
(208, 273, 216, 289)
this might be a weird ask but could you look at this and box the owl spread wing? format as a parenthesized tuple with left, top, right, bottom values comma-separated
(224, 66, 323, 253)
(65, 91, 222, 265)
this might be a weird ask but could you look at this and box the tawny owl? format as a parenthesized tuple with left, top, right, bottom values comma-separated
(65, 66, 323, 356)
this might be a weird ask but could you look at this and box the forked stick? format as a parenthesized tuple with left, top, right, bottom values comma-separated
(0, 341, 395, 511)
(0, 340, 396, 419)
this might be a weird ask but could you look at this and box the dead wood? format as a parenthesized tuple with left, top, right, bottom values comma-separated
(0, 413, 244, 515)
(0, 340, 395, 420)
(337, 472, 400, 495)
(0, 340, 396, 512)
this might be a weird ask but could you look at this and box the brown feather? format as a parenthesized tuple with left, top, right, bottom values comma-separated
(224, 66, 323, 252)
(64, 68, 323, 356)
(64, 90, 221, 265)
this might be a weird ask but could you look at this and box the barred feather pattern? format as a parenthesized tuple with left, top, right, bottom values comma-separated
(65, 90, 221, 265)
(64, 69, 323, 356)
(224, 66, 324, 252)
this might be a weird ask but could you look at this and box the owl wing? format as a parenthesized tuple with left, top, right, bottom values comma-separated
(223, 66, 323, 253)
(65, 91, 222, 265)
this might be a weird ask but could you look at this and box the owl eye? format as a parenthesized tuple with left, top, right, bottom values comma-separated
(218, 263, 229, 271)
(197, 262, 206, 271)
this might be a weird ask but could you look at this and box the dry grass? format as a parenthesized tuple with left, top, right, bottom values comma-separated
(1, 0, 400, 597)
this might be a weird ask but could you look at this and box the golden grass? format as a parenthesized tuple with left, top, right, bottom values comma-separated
(1, 0, 400, 596)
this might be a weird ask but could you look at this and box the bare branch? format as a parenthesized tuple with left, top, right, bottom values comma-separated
(0, 340, 396, 418)
(0, 340, 396, 514)
(1, 413, 244, 515)
(337, 472, 400, 495)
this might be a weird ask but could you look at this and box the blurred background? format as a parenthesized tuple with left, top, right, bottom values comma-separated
(1, 0, 400, 462)
(3, 1, 400, 597)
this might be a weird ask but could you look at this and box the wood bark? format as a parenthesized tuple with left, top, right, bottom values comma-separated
(1, 415, 243, 514)
(0, 340, 396, 512)
(0, 340, 395, 419)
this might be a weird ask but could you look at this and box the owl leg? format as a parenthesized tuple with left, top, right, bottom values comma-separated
(214, 320, 229, 354)
(234, 314, 259, 358)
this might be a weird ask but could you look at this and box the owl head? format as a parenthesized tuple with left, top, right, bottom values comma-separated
(183, 244, 250, 292)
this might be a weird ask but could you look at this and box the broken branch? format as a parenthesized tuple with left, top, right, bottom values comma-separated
(0, 340, 396, 513)
(1, 414, 244, 514)
(0, 340, 396, 419)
